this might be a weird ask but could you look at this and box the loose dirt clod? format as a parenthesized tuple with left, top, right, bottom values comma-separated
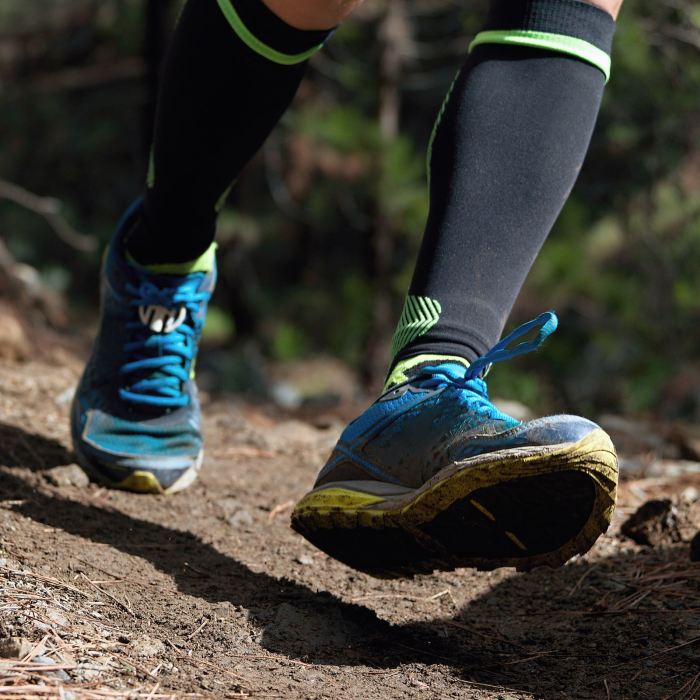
(129, 636, 166, 658)
(621, 499, 683, 547)
(621, 497, 700, 548)
(0, 636, 32, 659)
(44, 464, 90, 489)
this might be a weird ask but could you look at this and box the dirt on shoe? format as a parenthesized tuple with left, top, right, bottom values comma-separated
(1, 347, 699, 699)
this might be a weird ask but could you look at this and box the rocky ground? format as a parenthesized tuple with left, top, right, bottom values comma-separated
(1, 335, 699, 699)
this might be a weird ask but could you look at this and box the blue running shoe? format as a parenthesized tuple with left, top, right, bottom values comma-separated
(71, 203, 216, 494)
(292, 312, 618, 577)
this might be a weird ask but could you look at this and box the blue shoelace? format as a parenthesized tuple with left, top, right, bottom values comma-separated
(119, 277, 209, 407)
(415, 311, 559, 420)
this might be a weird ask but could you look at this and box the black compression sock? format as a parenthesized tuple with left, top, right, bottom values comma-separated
(390, 0, 615, 368)
(126, 0, 331, 266)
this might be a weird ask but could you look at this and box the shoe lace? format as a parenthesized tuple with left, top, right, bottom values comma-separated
(119, 277, 209, 407)
(414, 311, 559, 419)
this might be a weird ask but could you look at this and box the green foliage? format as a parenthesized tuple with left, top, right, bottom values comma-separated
(379, 135, 429, 238)
(202, 305, 235, 344)
(271, 321, 310, 362)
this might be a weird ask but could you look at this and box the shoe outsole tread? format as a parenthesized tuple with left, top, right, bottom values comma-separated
(291, 428, 617, 578)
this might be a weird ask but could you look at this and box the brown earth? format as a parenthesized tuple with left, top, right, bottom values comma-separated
(1, 341, 699, 699)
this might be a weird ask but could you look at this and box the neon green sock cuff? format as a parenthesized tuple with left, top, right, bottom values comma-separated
(470, 30, 611, 83)
(215, 0, 326, 66)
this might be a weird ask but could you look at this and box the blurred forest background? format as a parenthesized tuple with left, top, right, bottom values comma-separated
(2, 0, 700, 417)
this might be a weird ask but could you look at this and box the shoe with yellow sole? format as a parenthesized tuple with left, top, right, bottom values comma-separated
(292, 312, 618, 577)
(71, 201, 216, 494)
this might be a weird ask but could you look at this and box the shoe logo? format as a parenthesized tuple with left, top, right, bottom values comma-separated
(138, 305, 187, 333)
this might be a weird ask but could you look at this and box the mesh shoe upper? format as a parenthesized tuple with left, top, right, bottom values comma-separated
(316, 312, 600, 490)
(72, 203, 215, 473)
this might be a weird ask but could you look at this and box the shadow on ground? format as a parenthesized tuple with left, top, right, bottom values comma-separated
(1, 423, 698, 699)
(0, 421, 74, 470)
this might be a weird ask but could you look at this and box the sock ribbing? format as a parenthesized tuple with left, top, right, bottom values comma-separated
(484, 0, 615, 52)
(474, 0, 615, 81)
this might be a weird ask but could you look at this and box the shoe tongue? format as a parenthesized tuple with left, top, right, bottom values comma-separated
(122, 264, 191, 335)
(384, 354, 470, 391)
(138, 304, 187, 334)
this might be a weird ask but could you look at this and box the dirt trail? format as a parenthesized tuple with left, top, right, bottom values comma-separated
(1, 347, 699, 699)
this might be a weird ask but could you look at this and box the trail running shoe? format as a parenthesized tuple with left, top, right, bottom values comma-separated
(71, 202, 216, 494)
(292, 312, 618, 577)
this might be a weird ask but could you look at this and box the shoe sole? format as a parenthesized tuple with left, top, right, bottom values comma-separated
(291, 428, 617, 578)
(72, 444, 203, 495)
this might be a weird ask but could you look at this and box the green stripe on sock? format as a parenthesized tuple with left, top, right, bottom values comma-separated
(146, 147, 155, 189)
(215, 181, 236, 213)
(215, 0, 324, 65)
(390, 294, 442, 360)
(426, 71, 458, 186)
(470, 30, 611, 83)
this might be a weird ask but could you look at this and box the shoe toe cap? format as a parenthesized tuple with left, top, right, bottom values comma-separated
(515, 414, 601, 447)
(73, 406, 202, 489)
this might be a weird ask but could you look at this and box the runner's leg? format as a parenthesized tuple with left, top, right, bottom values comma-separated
(388, 0, 621, 379)
(127, 0, 363, 266)
(71, 0, 365, 494)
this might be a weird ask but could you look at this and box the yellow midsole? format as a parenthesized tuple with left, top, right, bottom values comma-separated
(293, 429, 618, 530)
(116, 470, 164, 494)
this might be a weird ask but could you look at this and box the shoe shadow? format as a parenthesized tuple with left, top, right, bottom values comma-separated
(404, 547, 699, 698)
(0, 421, 74, 470)
(0, 424, 403, 658)
(1, 424, 697, 698)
